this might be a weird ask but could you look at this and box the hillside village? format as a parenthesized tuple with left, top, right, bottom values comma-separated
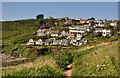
(2, 1, 120, 76)
(2, 14, 119, 77)
(27, 14, 118, 46)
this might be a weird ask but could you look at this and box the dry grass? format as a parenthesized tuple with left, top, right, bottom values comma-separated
(2, 55, 60, 76)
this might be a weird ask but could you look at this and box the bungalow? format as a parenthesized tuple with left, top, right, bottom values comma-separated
(70, 39, 77, 46)
(61, 39, 68, 46)
(44, 39, 53, 45)
(93, 28, 111, 37)
(82, 39, 87, 44)
(52, 40, 59, 45)
(69, 25, 90, 34)
(93, 28, 103, 33)
(66, 33, 75, 39)
(37, 29, 45, 36)
(27, 39, 35, 45)
(36, 39, 43, 45)
(76, 34, 82, 38)
(50, 30, 60, 37)
(102, 29, 111, 37)
(69, 26, 85, 33)
(110, 22, 117, 26)
(68, 27, 75, 30)
(61, 31, 66, 37)
(95, 23, 105, 27)
(70, 38, 84, 46)
(75, 34, 82, 40)
(69, 30, 85, 33)
(78, 41, 83, 46)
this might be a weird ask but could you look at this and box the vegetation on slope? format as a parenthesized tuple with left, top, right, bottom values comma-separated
(2, 19, 119, 77)
(2, 19, 39, 58)
(4, 65, 64, 77)
(72, 42, 118, 76)
(2, 55, 64, 76)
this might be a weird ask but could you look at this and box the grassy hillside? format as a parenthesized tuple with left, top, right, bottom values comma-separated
(1, 19, 119, 77)
(2, 19, 40, 58)
(2, 55, 64, 76)
(73, 42, 118, 76)
(2, 19, 38, 44)
(2, 42, 118, 77)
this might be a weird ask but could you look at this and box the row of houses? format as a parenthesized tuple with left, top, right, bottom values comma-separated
(37, 25, 90, 37)
(27, 37, 87, 46)
(27, 16, 115, 46)
(93, 28, 112, 37)
(68, 25, 90, 33)
(45, 16, 117, 27)
(28, 28, 88, 46)
(69, 18, 117, 27)
(37, 24, 112, 38)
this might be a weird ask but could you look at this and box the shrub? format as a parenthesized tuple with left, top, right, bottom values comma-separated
(53, 51, 74, 70)
(4, 65, 64, 77)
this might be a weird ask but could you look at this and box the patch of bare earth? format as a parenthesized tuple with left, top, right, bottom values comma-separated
(64, 64, 72, 77)
(64, 69, 72, 77)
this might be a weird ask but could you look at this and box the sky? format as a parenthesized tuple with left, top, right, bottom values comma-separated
(2, 2, 118, 21)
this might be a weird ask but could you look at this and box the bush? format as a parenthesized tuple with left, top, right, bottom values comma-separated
(4, 65, 64, 77)
(53, 51, 74, 70)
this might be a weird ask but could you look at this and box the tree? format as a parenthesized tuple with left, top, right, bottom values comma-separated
(36, 14, 45, 28)
(36, 14, 44, 20)
(90, 17, 95, 21)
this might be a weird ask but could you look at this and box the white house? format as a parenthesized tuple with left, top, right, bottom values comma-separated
(27, 39, 35, 45)
(95, 23, 105, 27)
(70, 39, 77, 46)
(102, 29, 111, 37)
(37, 29, 45, 36)
(82, 39, 87, 44)
(61, 39, 68, 46)
(44, 39, 53, 45)
(36, 39, 43, 45)
(61, 31, 66, 37)
(110, 22, 117, 26)
(93, 28, 103, 33)
(68, 27, 76, 30)
(93, 28, 111, 37)
(75, 34, 82, 40)
(69, 30, 85, 33)
(50, 30, 59, 37)
(52, 40, 58, 45)
(76, 34, 82, 38)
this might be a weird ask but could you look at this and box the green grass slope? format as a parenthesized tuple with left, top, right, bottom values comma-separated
(2, 19, 40, 57)
(73, 42, 118, 76)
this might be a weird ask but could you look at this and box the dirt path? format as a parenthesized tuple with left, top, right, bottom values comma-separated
(76, 41, 117, 52)
(64, 69, 72, 77)
(64, 41, 117, 77)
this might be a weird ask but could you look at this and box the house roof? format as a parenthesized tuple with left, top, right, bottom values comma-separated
(29, 39, 35, 42)
(80, 18, 87, 22)
(50, 30, 60, 34)
(94, 28, 104, 30)
(45, 39, 53, 43)
(37, 29, 45, 32)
